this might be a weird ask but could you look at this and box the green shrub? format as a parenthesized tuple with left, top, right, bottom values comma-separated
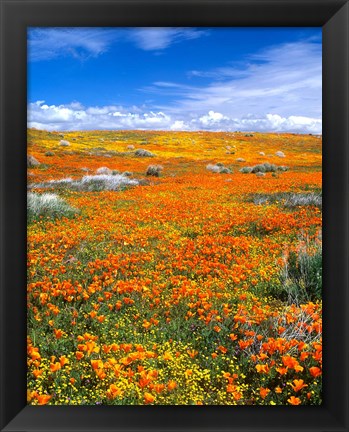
(251, 164, 266, 173)
(240, 166, 253, 174)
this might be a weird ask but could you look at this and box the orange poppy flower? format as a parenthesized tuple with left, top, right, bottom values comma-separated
(59, 355, 69, 367)
(163, 351, 173, 361)
(226, 384, 236, 393)
(256, 364, 270, 374)
(142, 321, 151, 330)
(282, 356, 303, 372)
(75, 351, 84, 360)
(218, 346, 227, 354)
(154, 384, 165, 394)
(144, 392, 155, 404)
(107, 384, 123, 399)
(32, 369, 43, 379)
(167, 380, 177, 391)
(54, 328, 63, 339)
(288, 396, 301, 405)
(36, 394, 52, 405)
(138, 377, 151, 388)
(259, 387, 270, 399)
(187, 349, 199, 358)
(91, 359, 103, 370)
(291, 379, 308, 392)
(309, 366, 322, 378)
(50, 362, 61, 372)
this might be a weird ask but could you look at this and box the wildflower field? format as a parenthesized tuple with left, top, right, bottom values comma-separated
(27, 128, 322, 406)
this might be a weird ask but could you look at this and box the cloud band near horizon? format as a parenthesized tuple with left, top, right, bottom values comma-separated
(28, 101, 321, 134)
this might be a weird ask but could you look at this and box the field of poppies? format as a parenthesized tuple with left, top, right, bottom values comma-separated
(27, 128, 322, 405)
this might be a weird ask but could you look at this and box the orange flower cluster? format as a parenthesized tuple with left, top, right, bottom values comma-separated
(27, 129, 322, 405)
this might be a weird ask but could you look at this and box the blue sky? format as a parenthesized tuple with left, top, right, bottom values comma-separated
(28, 27, 322, 133)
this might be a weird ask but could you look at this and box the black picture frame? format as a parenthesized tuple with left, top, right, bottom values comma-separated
(1, 0, 348, 431)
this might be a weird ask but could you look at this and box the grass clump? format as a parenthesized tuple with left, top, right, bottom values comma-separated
(251, 192, 322, 209)
(80, 174, 139, 190)
(240, 163, 288, 174)
(29, 174, 139, 192)
(268, 239, 322, 304)
(146, 165, 163, 177)
(240, 166, 253, 174)
(280, 243, 322, 304)
(135, 149, 155, 157)
(252, 163, 277, 173)
(276, 151, 285, 158)
(206, 163, 232, 174)
(27, 155, 40, 168)
(27, 192, 78, 221)
(77, 175, 137, 191)
(96, 167, 113, 175)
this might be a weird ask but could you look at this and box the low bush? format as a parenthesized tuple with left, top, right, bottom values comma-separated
(29, 174, 139, 192)
(27, 192, 78, 221)
(96, 167, 113, 175)
(275, 151, 285, 158)
(206, 163, 232, 174)
(146, 165, 163, 177)
(251, 192, 322, 209)
(27, 155, 40, 168)
(135, 149, 155, 157)
(240, 166, 253, 174)
(241, 163, 288, 174)
(268, 239, 322, 304)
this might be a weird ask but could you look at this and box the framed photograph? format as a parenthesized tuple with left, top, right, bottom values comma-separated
(1, 0, 348, 431)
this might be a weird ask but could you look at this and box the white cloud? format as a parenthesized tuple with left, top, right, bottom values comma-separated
(128, 28, 208, 51)
(28, 28, 119, 61)
(170, 120, 187, 131)
(147, 40, 322, 123)
(28, 101, 174, 131)
(235, 114, 321, 133)
(28, 101, 321, 133)
(28, 27, 208, 61)
(198, 111, 229, 126)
